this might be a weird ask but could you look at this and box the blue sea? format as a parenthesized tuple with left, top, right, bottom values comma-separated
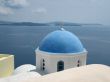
(0, 25, 110, 67)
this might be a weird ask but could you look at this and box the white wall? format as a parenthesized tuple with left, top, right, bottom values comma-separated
(35, 49, 87, 74)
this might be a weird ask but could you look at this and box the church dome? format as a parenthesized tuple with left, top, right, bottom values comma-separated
(39, 29, 85, 53)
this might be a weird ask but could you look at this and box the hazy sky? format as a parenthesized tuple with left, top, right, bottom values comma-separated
(0, 0, 110, 25)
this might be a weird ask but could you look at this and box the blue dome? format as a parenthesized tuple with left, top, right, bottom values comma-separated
(39, 30, 84, 53)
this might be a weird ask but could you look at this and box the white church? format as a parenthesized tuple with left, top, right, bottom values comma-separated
(1, 28, 110, 82)
(35, 28, 87, 74)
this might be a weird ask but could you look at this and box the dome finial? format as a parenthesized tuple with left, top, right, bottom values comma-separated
(59, 22, 65, 31)
(60, 27, 65, 31)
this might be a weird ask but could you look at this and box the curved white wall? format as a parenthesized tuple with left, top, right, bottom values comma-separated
(35, 49, 87, 74)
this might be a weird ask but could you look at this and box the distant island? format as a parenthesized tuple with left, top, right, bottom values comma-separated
(0, 21, 102, 26)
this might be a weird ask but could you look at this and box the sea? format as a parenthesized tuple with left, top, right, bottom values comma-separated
(0, 25, 110, 67)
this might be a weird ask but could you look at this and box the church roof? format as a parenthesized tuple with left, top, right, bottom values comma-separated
(39, 29, 85, 53)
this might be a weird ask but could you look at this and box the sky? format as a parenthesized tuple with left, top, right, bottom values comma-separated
(0, 0, 110, 25)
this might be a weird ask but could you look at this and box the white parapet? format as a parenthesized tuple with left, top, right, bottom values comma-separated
(26, 64, 110, 82)
(0, 64, 110, 82)
(0, 54, 14, 78)
(13, 64, 36, 75)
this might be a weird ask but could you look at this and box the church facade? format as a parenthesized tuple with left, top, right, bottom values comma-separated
(35, 29, 87, 74)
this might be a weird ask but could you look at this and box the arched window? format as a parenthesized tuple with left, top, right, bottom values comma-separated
(43, 59, 45, 62)
(77, 64, 80, 67)
(57, 61, 64, 72)
(41, 59, 45, 71)
(77, 60, 80, 67)
(78, 60, 80, 63)
(43, 67, 45, 70)
(43, 63, 45, 66)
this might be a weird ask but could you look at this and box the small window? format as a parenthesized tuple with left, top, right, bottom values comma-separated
(43, 63, 45, 66)
(77, 64, 80, 67)
(41, 59, 45, 71)
(78, 60, 80, 63)
(43, 59, 45, 62)
(77, 60, 80, 67)
(57, 61, 64, 71)
(43, 67, 45, 70)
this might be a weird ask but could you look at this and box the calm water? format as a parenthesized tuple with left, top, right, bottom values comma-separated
(0, 25, 110, 67)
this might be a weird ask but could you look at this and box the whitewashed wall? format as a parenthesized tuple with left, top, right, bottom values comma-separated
(35, 49, 87, 74)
